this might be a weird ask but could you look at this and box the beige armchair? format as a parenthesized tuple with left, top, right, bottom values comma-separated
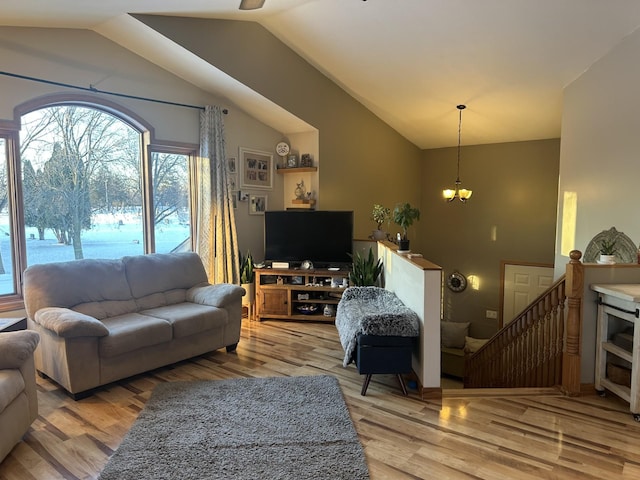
(0, 330, 40, 463)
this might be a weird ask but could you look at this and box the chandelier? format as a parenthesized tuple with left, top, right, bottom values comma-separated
(443, 104, 473, 202)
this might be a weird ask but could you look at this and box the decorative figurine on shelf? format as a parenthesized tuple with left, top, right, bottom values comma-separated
(294, 179, 306, 200)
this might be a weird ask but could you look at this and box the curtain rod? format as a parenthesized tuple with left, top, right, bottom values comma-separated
(0, 70, 228, 114)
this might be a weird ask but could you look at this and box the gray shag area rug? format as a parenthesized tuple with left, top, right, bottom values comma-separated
(99, 375, 369, 480)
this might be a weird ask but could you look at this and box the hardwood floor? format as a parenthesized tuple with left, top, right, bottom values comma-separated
(2, 319, 640, 479)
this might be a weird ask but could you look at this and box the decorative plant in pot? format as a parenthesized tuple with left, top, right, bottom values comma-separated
(392, 202, 420, 252)
(240, 250, 255, 307)
(370, 204, 390, 241)
(348, 247, 383, 286)
(599, 239, 617, 264)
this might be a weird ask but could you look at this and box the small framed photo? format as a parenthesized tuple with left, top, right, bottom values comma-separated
(227, 157, 237, 174)
(300, 154, 313, 167)
(287, 154, 298, 168)
(240, 147, 273, 189)
(238, 191, 249, 202)
(249, 194, 267, 215)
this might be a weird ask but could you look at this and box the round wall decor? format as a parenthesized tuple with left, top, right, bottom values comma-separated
(446, 271, 467, 292)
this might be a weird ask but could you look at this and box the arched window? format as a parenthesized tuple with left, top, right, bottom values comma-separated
(0, 95, 196, 307)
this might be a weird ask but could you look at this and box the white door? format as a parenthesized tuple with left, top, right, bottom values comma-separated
(502, 264, 554, 326)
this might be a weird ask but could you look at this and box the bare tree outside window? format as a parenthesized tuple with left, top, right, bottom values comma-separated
(18, 105, 192, 267)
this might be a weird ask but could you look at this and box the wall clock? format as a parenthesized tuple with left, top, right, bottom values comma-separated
(275, 141, 290, 157)
(446, 271, 467, 292)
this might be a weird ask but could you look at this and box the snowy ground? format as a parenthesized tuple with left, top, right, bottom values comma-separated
(0, 213, 190, 295)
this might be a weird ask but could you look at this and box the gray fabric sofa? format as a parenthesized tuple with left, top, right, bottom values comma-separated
(0, 330, 40, 463)
(23, 252, 244, 399)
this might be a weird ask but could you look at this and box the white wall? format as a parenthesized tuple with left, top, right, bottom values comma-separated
(378, 242, 443, 391)
(555, 27, 640, 277)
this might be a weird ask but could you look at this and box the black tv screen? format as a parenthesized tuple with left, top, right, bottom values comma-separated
(264, 210, 353, 267)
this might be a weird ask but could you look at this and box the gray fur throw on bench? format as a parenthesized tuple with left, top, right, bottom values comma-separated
(336, 286, 420, 367)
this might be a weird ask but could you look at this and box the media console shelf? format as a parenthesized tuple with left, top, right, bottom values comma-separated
(255, 267, 349, 322)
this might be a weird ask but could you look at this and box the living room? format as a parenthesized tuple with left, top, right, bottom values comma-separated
(2, 2, 640, 478)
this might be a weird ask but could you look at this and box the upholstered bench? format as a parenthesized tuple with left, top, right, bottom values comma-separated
(336, 286, 420, 396)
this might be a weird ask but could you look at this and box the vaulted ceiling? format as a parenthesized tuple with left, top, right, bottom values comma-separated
(2, 0, 640, 149)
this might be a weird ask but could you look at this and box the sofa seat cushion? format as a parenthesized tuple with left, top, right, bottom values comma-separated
(0, 369, 25, 412)
(141, 303, 227, 339)
(100, 313, 172, 358)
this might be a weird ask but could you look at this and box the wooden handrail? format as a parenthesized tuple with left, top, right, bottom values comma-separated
(464, 255, 582, 389)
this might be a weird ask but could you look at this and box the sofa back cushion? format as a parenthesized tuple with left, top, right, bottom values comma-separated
(23, 258, 132, 320)
(123, 252, 208, 299)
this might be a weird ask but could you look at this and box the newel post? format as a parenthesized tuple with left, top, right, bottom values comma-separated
(561, 250, 583, 396)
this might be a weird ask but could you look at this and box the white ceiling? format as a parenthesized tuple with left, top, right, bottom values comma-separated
(2, 0, 640, 149)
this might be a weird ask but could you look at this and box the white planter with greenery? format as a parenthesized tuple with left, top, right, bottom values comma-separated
(240, 251, 255, 308)
(598, 239, 617, 264)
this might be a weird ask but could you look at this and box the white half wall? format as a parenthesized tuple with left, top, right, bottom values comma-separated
(378, 241, 443, 391)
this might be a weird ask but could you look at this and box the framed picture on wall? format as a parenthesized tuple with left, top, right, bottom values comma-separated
(239, 147, 273, 189)
(249, 194, 267, 215)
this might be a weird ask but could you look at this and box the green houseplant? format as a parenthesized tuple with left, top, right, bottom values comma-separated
(370, 204, 390, 241)
(599, 239, 617, 264)
(349, 248, 383, 286)
(239, 251, 255, 308)
(392, 202, 420, 252)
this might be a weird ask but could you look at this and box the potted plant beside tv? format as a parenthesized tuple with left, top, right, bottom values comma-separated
(349, 247, 383, 286)
(370, 204, 390, 241)
(392, 202, 420, 253)
(240, 251, 255, 317)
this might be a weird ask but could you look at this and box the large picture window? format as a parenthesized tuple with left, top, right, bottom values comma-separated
(0, 99, 196, 305)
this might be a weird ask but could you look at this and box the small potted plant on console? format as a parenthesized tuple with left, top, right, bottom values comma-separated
(392, 202, 420, 253)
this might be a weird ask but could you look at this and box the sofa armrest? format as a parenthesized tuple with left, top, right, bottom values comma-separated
(0, 330, 40, 369)
(34, 307, 109, 338)
(187, 283, 244, 308)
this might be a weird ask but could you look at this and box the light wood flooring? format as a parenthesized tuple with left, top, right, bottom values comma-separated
(2, 319, 640, 479)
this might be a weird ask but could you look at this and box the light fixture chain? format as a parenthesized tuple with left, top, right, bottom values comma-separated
(442, 104, 472, 203)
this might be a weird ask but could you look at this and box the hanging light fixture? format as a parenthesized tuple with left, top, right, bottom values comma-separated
(443, 104, 473, 203)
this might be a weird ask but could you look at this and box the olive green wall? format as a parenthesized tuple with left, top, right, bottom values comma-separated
(135, 15, 422, 241)
(421, 139, 560, 335)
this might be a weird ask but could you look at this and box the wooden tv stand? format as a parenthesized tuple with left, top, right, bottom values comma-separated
(254, 267, 349, 322)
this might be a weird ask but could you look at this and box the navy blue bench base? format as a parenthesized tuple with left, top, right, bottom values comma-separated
(356, 334, 414, 396)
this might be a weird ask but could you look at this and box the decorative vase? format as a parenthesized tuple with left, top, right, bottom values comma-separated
(371, 229, 386, 241)
(398, 239, 410, 252)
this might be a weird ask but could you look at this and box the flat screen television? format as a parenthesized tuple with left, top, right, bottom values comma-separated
(264, 210, 353, 267)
